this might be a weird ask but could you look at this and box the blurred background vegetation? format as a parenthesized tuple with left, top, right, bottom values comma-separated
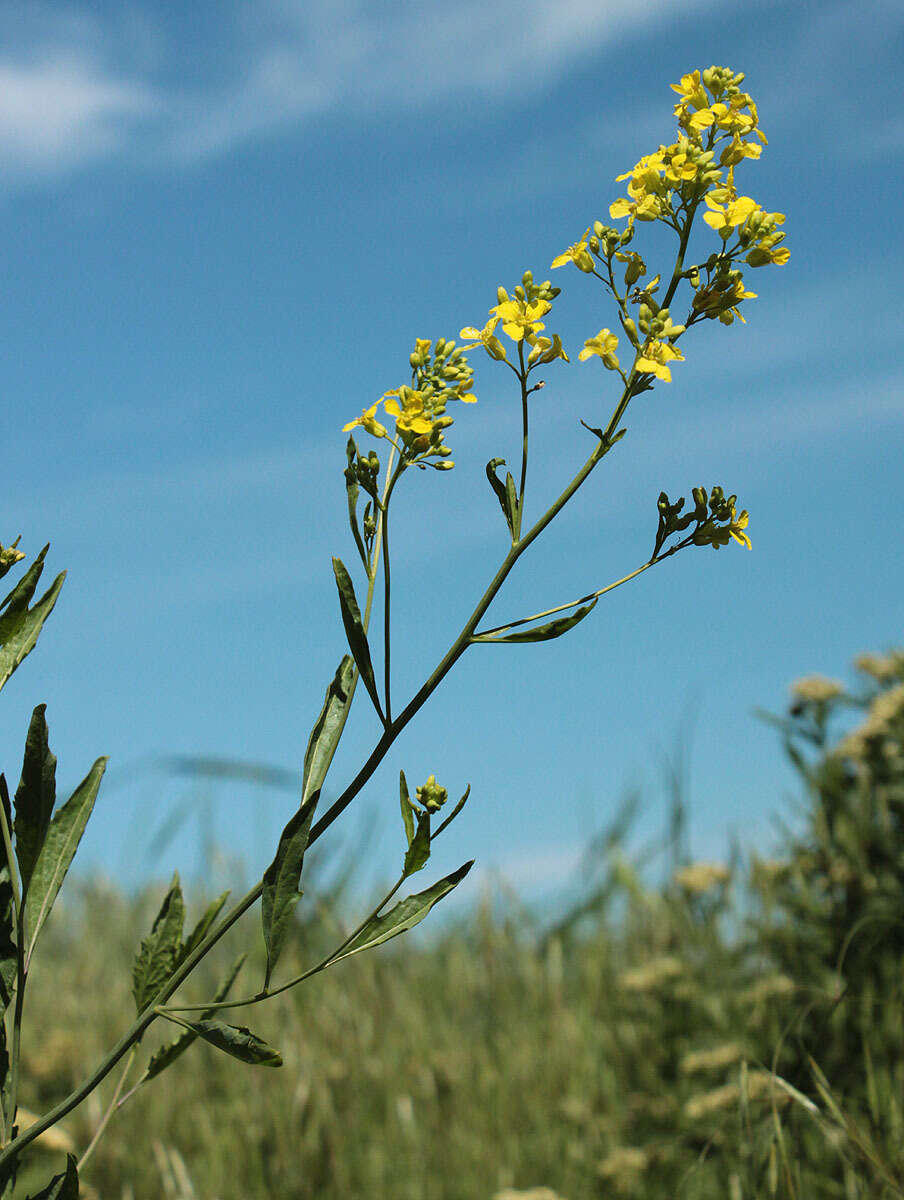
(13, 647, 904, 1199)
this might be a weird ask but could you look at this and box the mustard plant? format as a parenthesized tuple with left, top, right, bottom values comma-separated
(0, 65, 787, 1196)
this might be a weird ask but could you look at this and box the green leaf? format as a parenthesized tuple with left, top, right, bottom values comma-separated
(0, 547, 65, 696)
(132, 874, 185, 1014)
(162, 1016, 282, 1067)
(472, 597, 598, 644)
(399, 771, 415, 848)
(24, 757, 107, 970)
(301, 655, 355, 809)
(178, 891, 230, 966)
(485, 458, 510, 525)
(261, 795, 317, 989)
(485, 459, 520, 539)
(144, 954, 246, 1082)
(330, 861, 473, 964)
(26, 1154, 79, 1199)
(504, 471, 521, 540)
(331, 558, 384, 723)
(404, 810, 431, 876)
(13, 706, 57, 894)
(432, 784, 471, 841)
(0, 777, 18, 1017)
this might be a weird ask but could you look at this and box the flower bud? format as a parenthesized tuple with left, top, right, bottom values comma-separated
(416, 774, 448, 812)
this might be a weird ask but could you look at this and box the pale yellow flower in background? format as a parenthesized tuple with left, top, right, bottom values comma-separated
(790, 675, 845, 703)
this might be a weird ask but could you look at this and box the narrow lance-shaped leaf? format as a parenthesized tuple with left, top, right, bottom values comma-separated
(399, 770, 415, 848)
(261, 795, 317, 989)
(331, 558, 384, 723)
(404, 810, 431, 876)
(24, 757, 107, 970)
(329, 861, 473, 965)
(0, 547, 66, 696)
(160, 1014, 282, 1067)
(13, 706, 57, 894)
(0, 776, 18, 1016)
(504, 471, 521, 541)
(432, 784, 471, 841)
(26, 1153, 79, 1199)
(485, 459, 518, 538)
(471, 597, 598, 644)
(132, 873, 184, 1014)
(144, 954, 246, 1083)
(301, 655, 355, 810)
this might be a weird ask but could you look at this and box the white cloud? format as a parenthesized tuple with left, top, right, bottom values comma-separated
(0, 51, 154, 176)
(0, 0, 705, 177)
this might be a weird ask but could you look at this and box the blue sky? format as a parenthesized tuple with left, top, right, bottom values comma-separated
(1, 0, 902, 909)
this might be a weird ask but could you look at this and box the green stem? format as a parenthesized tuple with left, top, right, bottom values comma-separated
(382, 502, 392, 725)
(7, 889, 26, 1137)
(0, 779, 19, 1145)
(0, 206, 704, 1167)
(160, 874, 408, 1014)
(0, 403, 614, 1170)
(473, 545, 683, 640)
(77, 1046, 137, 1172)
(517, 343, 529, 512)
(0, 778, 20, 923)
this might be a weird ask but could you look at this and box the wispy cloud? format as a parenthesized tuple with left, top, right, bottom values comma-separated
(0, 51, 154, 177)
(0, 0, 702, 179)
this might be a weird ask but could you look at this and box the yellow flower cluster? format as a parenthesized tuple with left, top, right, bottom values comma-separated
(461, 272, 567, 370)
(342, 337, 476, 467)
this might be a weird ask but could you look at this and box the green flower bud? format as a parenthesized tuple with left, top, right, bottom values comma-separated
(416, 774, 448, 812)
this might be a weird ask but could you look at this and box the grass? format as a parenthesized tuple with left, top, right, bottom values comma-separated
(12, 649, 904, 1198)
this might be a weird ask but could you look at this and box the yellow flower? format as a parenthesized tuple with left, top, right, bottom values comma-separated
(382, 387, 433, 439)
(342, 403, 387, 438)
(663, 151, 699, 183)
(459, 318, 508, 362)
(551, 228, 594, 273)
(693, 277, 757, 324)
(670, 70, 709, 112)
(720, 135, 762, 167)
(610, 194, 663, 225)
(489, 296, 551, 343)
(728, 505, 751, 549)
(703, 194, 758, 235)
(578, 329, 619, 370)
(636, 339, 684, 382)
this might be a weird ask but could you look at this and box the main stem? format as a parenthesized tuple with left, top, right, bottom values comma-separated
(0, 205, 699, 1171)
(0, 425, 610, 1170)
